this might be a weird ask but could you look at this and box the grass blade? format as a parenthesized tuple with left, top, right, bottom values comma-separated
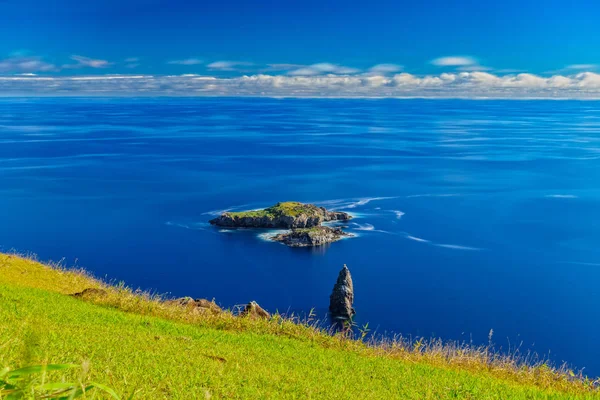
(90, 382, 121, 399)
(8, 364, 78, 378)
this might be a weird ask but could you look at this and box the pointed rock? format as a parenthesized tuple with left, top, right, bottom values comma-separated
(241, 301, 271, 319)
(329, 264, 355, 321)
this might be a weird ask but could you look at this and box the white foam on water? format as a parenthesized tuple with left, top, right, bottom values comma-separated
(402, 232, 481, 251)
(350, 222, 390, 234)
(545, 194, 578, 199)
(339, 196, 397, 209)
(344, 198, 373, 208)
(345, 211, 367, 219)
(391, 210, 405, 219)
(202, 209, 231, 216)
(318, 196, 397, 211)
(257, 230, 289, 241)
(165, 221, 210, 231)
(313, 198, 348, 208)
(435, 243, 482, 251)
(406, 193, 462, 199)
(405, 235, 430, 243)
(352, 223, 375, 231)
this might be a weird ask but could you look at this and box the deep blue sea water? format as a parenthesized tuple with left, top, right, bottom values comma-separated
(1, 98, 600, 375)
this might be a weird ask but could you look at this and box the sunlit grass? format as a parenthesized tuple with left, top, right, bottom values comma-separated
(227, 201, 317, 218)
(1, 253, 598, 399)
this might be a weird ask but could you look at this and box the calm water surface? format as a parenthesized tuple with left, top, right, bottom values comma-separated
(1, 98, 599, 374)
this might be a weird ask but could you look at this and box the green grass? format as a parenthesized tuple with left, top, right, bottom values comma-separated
(228, 202, 319, 219)
(1, 254, 598, 399)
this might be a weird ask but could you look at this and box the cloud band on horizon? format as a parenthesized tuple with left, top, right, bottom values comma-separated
(1, 71, 600, 98)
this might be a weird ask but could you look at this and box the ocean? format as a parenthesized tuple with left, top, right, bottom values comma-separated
(1, 97, 599, 375)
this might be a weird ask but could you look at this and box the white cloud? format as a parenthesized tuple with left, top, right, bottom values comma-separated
(123, 57, 140, 69)
(575, 72, 600, 87)
(168, 58, 203, 65)
(264, 63, 305, 71)
(65, 75, 151, 81)
(287, 67, 318, 76)
(207, 61, 253, 71)
(0, 56, 57, 73)
(566, 64, 598, 70)
(431, 56, 477, 67)
(3, 71, 600, 98)
(494, 68, 525, 74)
(369, 64, 403, 74)
(288, 63, 359, 76)
(0, 54, 113, 73)
(68, 55, 112, 68)
(457, 65, 493, 72)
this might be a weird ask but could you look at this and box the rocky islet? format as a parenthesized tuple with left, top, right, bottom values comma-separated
(210, 201, 353, 247)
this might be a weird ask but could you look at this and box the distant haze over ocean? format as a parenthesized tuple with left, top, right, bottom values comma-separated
(1, 98, 599, 374)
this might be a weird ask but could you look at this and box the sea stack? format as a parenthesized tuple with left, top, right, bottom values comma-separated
(329, 264, 355, 322)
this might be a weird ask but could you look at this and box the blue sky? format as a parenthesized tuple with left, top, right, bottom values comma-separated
(1, 0, 600, 97)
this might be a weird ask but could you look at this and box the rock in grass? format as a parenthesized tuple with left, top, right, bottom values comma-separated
(165, 297, 222, 314)
(329, 265, 355, 322)
(209, 201, 351, 229)
(271, 226, 351, 247)
(71, 288, 108, 299)
(241, 301, 270, 319)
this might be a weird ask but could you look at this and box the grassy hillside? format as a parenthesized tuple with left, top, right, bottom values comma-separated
(0, 253, 598, 399)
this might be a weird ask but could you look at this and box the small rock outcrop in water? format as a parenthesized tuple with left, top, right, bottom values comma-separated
(329, 265, 355, 322)
(209, 202, 351, 229)
(271, 226, 351, 247)
(165, 297, 222, 314)
(210, 201, 353, 247)
(241, 301, 271, 319)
